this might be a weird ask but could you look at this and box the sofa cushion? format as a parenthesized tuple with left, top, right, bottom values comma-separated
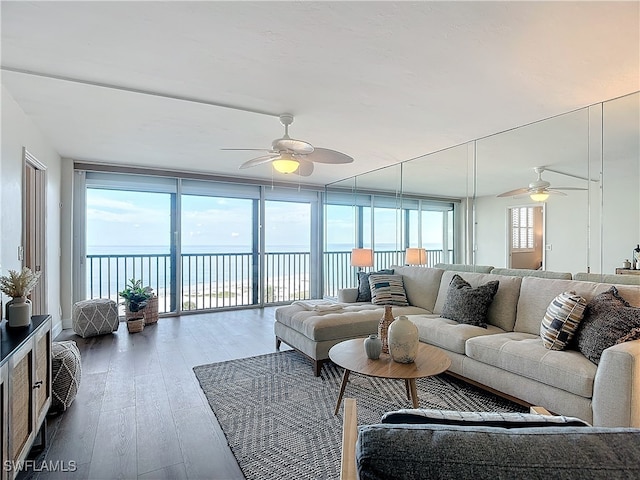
(381, 408, 590, 427)
(390, 266, 443, 312)
(356, 269, 394, 302)
(540, 292, 587, 350)
(368, 274, 409, 306)
(465, 332, 597, 397)
(356, 423, 640, 480)
(434, 271, 522, 332)
(410, 314, 505, 354)
(575, 287, 640, 364)
(514, 277, 640, 335)
(440, 274, 499, 328)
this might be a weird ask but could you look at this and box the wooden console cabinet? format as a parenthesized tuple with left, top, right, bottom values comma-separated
(0, 315, 51, 480)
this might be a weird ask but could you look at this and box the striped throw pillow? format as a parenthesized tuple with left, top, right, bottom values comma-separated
(368, 274, 409, 306)
(540, 291, 587, 350)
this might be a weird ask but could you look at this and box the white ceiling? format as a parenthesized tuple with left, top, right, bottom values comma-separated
(1, 1, 639, 188)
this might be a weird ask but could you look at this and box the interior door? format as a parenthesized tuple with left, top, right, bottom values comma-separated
(23, 149, 47, 315)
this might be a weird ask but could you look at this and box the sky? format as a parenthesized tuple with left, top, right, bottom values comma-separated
(86, 188, 445, 253)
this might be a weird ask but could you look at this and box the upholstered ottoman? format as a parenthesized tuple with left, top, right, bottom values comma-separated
(51, 341, 82, 414)
(72, 298, 119, 338)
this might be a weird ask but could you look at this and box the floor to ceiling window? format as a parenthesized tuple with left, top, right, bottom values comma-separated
(85, 178, 174, 314)
(77, 170, 321, 314)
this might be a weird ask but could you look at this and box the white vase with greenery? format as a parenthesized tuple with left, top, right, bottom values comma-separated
(0, 267, 41, 327)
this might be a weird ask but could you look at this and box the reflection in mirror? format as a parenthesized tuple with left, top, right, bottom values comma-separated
(401, 143, 472, 268)
(326, 91, 639, 287)
(475, 107, 592, 275)
(352, 164, 403, 269)
(600, 92, 640, 279)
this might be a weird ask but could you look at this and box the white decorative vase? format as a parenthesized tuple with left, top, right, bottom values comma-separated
(388, 315, 419, 364)
(7, 296, 32, 328)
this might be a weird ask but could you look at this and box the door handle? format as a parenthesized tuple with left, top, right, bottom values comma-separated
(33, 380, 43, 389)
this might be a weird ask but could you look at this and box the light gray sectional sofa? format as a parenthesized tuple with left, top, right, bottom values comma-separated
(274, 265, 640, 427)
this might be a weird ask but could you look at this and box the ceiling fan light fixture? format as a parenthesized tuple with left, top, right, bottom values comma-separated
(530, 191, 549, 202)
(272, 155, 300, 174)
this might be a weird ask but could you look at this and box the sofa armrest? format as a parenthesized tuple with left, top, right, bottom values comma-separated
(341, 398, 358, 480)
(593, 339, 640, 427)
(338, 288, 359, 303)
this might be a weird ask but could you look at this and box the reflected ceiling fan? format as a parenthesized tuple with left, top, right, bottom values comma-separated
(497, 166, 593, 202)
(222, 113, 354, 176)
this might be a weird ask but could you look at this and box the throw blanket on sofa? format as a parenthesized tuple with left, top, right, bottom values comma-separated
(292, 300, 345, 312)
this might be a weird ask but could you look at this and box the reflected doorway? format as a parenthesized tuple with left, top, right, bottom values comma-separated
(508, 205, 544, 270)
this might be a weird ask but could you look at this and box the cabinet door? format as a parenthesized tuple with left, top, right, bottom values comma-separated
(8, 341, 34, 465)
(0, 363, 7, 480)
(33, 321, 51, 428)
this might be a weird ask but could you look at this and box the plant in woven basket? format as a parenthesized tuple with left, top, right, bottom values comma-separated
(119, 279, 152, 315)
(0, 267, 41, 299)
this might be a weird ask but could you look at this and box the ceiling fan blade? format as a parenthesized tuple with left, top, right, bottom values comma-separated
(297, 159, 314, 176)
(272, 137, 314, 154)
(497, 187, 529, 197)
(304, 148, 354, 164)
(551, 187, 588, 191)
(239, 154, 278, 169)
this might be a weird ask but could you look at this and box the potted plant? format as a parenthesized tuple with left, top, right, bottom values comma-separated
(119, 279, 152, 333)
(0, 266, 42, 327)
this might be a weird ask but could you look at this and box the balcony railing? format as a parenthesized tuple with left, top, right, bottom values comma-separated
(86, 248, 451, 313)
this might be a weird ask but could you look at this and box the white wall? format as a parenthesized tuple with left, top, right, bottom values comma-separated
(1, 86, 62, 336)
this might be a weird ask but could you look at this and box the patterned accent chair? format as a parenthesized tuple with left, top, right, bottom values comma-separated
(72, 298, 119, 338)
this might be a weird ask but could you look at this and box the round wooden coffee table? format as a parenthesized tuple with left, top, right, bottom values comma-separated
(329, 338, 451, 415)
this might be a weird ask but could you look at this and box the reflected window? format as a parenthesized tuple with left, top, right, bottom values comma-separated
(512, 207, 535, 251)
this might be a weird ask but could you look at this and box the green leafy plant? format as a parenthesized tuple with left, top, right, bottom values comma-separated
(119, 279, 152, 313)
(0, 267, 41, 298)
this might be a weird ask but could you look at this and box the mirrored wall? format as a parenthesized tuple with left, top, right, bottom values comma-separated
(326, 91, 640, 281)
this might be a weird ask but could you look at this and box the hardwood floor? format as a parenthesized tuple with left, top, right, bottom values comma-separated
(20, 307, 289, 480)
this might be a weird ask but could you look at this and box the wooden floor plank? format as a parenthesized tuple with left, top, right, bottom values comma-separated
(87, 405, 138, 480)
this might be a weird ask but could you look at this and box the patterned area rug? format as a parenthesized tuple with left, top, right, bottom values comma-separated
(193, 350, 526, 480)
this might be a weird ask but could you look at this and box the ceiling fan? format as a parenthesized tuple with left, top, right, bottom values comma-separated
(497, 166, 592, 202)
(222, 114, 354, 176)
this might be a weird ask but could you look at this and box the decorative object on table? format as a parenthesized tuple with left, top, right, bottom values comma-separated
(363, 334, 383, 360)
(72, 298, 119, 338)
(119, 278, 152, 333)
(634, 244, 640, 269)
(388, 315, 419, 363)
(50, 340, 82, 414)
(0, 266, 41, 327)
(623, 259, 632, 269)
(378, 305, 395, 353)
